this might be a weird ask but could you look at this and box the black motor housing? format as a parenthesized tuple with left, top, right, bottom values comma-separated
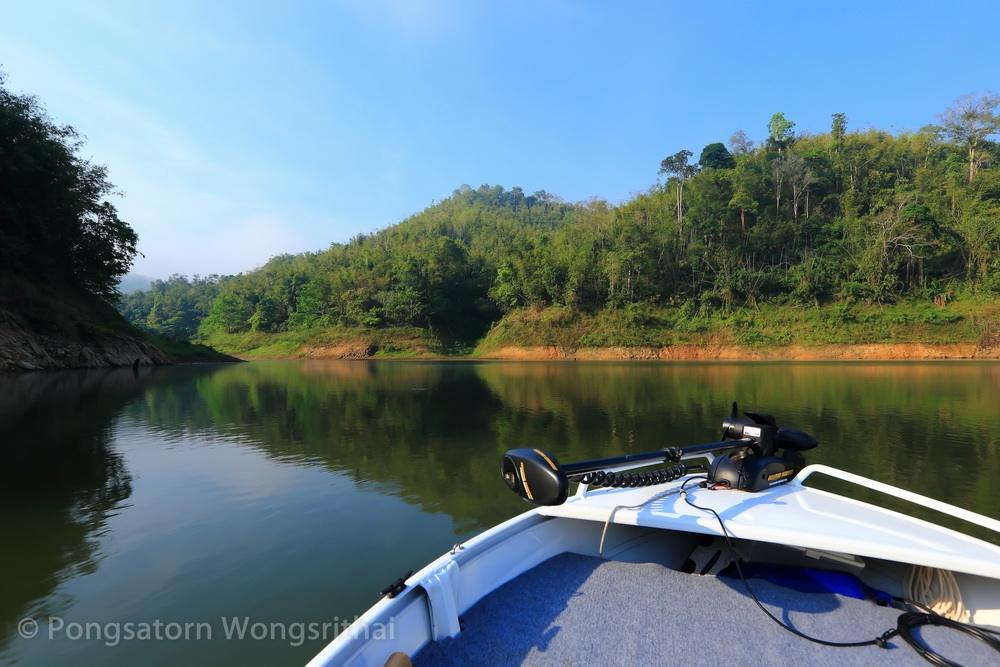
(501, 448, 568, 506)
(708, 452, 799, 492)
(710, 403, 817, 490)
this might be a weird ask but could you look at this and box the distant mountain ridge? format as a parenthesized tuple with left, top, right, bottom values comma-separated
(118, 273, 155, 294)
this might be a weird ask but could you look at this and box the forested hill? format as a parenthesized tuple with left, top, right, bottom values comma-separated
(120, 187, 584, 342)
(120, 95, 1000, 356)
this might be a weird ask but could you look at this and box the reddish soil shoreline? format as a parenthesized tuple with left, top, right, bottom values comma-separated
(477, 343, 1000, 361)
(256, 341, 1000, 361)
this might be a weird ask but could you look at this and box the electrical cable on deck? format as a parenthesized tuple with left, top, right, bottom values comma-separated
(597, 484, 687, 559)
(679, 478, 898, 649)
(680, 480, 1000, 664)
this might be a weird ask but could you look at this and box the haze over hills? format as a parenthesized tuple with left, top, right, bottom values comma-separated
(118, 274, 155, 294)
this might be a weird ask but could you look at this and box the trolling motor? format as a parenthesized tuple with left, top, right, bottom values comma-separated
(501, 403, 818, 506)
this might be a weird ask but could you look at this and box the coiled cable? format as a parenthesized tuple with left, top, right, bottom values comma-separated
(571, 463, 690, 489)
(895, 611, 1000, 667)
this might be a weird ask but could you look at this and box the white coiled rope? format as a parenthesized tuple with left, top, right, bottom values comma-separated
(905, 565, 969, 622)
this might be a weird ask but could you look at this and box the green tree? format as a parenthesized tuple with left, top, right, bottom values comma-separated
(767, 112, 796, 153)
(728, 188, 757, 231)
(698, 142, 735, 170)
(249, 295, 285, 332)
(289, 277, 333, 328)
(658, 149, 698, 228)
(831, 112, 847, 150)
(939, 92, 1000, 182)
(960, 199, 1000, 281)
(202, 293, 252, 334)
(0, 69, 138, 300)
(491, 261, 522, 312)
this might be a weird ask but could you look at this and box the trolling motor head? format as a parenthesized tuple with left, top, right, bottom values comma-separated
(502, 448, 568, 506)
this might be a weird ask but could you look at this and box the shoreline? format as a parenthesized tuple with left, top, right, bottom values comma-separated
(477, 343, 1000, 361)
(195, 301, 1000, 364)
(231, 341, 1000, 362)
(0, 308, 239, 373)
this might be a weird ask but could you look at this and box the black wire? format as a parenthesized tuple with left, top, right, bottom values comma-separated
(892, 598, 1000, 638)
(572, 463, 705, 489)
(676, 471, 1000, 667)
(895, 611, 1000, 667)
(681, 475, 707, 492)
(680, 479, 894, 648)
(682, 480, 1000, 663)
(895, 595, 936, 615)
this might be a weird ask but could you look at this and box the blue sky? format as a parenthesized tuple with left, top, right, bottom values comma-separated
(2, 1, 997, 277)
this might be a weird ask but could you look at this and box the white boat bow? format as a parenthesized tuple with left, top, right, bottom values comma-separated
(308, 412, 1000, 667)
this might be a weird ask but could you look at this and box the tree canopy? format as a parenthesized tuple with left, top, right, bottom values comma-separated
(0, 70, 138, 301)
(699, 142, 735, 170)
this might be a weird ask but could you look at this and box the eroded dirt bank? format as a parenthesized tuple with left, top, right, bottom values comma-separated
(301, 343, 382, 360)
(247, 340, 1000, 361)
(0, 309, 170, 372)
(478, 343, 1000, 361)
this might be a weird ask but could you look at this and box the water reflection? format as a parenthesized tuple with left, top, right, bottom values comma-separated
(2, 361, 998, 666)
(127, 362, 524, 533)
(474, 362, 1000, 535)
(0, 370, 140, 652)
(123, 361, 1000, 532)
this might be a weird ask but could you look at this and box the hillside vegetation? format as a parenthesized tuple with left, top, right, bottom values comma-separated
(120, 95, 1000, 357)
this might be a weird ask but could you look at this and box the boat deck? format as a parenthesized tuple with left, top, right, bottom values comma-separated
(539, 475, 1000, 580)
(414, 553, 997, 666)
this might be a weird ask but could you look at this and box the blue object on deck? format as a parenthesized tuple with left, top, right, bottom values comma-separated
(718, 562, 894, 606)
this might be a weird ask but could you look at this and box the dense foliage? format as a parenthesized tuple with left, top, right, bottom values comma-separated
(118, 275, 223, 340)
(0, 71, 137, 301)
(122, 95, 1000, 343)
(123, 187, 580, 341)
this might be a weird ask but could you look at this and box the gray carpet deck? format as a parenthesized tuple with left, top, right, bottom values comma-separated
(414, 553, 998, 666)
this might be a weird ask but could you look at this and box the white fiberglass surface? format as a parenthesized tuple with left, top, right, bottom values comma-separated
(540, 479, 1000, 579)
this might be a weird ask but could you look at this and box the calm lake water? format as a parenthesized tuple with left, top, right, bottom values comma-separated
(2, 360, 999, 666)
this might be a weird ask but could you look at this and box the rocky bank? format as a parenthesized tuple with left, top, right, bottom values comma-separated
(0, 309, 170, 372)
